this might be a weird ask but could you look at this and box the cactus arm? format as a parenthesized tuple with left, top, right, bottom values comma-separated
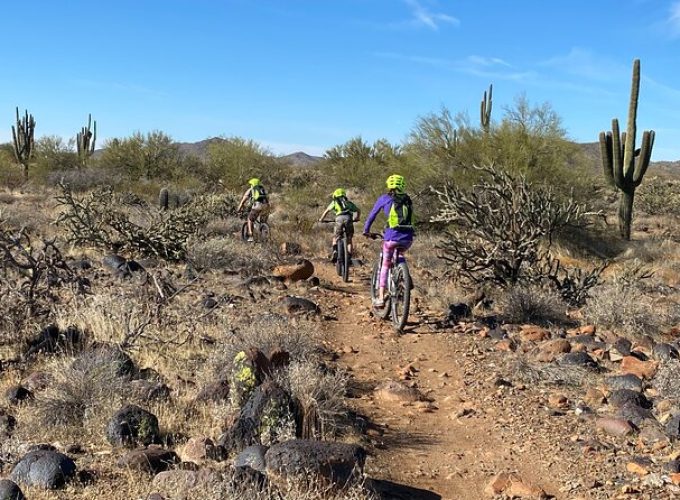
(633, 130, 654, 186)
(611, 119, 624, 188)
(599, 131, 614, 186)
(622, 59, 640, 184)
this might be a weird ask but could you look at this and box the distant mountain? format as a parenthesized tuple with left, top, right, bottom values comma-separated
(280, 151, 323, 167)
(577, 142, 680, 179)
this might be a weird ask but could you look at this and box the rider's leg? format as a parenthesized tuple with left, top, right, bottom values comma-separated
(346, 220, 354, 255)
(375, 241, 398, 304)
(247, 209, 257, 239)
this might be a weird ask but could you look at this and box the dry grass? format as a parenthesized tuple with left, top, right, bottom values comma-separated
(187, 236, 276, 275)
(495, 284, 569, 326)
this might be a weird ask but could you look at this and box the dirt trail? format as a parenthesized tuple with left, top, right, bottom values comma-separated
(311, 258, 584, 500)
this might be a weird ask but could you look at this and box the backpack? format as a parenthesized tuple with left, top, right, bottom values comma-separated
(333, 196, 351, 215)
(387, 193, 413, 230)
(251, 185, 268, 203)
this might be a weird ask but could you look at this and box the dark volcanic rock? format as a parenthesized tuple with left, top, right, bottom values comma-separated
(5, 386, 32, 405)
(265, 439, 366, 489)
(617, 403, 655, 426)
(118, 448, 179, 475)
(605, 374, 643, 392)
(608, 389, 651, 409)
(653, 343, 679, 361)
(10, 450, 76, 489)
(560, 352, 599, 370)
(106, 405, 160, 447)
(234, 445, 268, 473)
(0, 479, 24, 499)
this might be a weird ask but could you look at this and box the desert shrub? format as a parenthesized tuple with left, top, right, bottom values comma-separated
(636, 177, 680, 217)
(187, 236, 275, 274)
(323, 136, 400, 191)
(32, 135, 80, 176)
(584, 277, 668, 337)
(211, 316, 321, 376)
(33, 350, 131, 430)
(513, 358, 590, 388)
(55, 184, 234, 260)
(46, 167, 122, 191)
(98, 131, 185, 181)
(495, 284, 568, 325)
(206, 137, 283, 190)
(276, 360, 350, 440)
(432, 164, 595, 288)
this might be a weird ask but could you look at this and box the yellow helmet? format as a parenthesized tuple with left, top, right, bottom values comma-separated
(386, 174, 405, 193)
(332, 188, 346, 198)
(248, 178, 261, 187)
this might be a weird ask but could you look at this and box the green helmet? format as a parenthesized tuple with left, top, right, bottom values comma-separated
(332, 188, 346, 198)
(386, 174, 405, 193)
(248, 178, 261, 187)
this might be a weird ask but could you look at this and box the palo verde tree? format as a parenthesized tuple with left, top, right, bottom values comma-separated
(11, 107, 36, 181)
(598, 59, 655, 240)
(76, 114, 97, 167)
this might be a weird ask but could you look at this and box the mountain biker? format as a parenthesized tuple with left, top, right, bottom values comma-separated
(318, 188, 361, 262)
(237, 178, 270, 242)
(363, 174, 414, 307)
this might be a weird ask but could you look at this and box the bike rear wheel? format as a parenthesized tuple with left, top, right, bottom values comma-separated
(240, 222, 249, 242)
(371, 259, 391, 319)
(259, 222, 270, 242)
(391, 262, 412, 332)
(341, 238, 350, 282)
(336, 238, 345, 277)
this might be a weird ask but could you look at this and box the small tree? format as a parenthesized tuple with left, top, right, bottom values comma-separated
(98, 131, 183, 180)
(11, 107, 36, 181)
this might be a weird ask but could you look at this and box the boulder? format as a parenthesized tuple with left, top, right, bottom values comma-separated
(653, 343, 679, 361)
(234, 445, 268, 473)
(621, 356, 658, 380)
(195, 377, 230, 403)
(180, 437, 223, 462)
(106, 405, 160, 447)
(266, 440, 366, 490)
(130, 380, 172, 401)
(280, 296, 320, 316)
(117, 448, 179, 475)
(0, 479, 24, 500)
(560, 351, 598, 370)
(219, 381, 298, 454)
(10, 450, 76, 489)
(595, 417, 635, 437)
(25, 324, 83, 357)
(0, 410, 16, 437)
(374, 380, 426, 403)
(617, 403, 655, 426)
(272, 259, 314, 282)
(5, 386, 32, 405)
(608, 389, 651, 409)
(606, 374, 643, 392)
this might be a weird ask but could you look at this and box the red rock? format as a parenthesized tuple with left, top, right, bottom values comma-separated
(495, 339, 516, 352)
(626, 462, 649, 476)
(580, 325, 596, 335)
(520, 326, 550, 342)
(595, 417, 635, 437)
(621, 356, 658, 380)
(272, 259, 314, 282)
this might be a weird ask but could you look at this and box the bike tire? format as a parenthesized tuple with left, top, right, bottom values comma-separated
(391, 262, 412, 332)
(240, 222, 249, 242)
(336, 238, 344, 277)
(341, 238, 350, 282)
(259, 222, 270, 242)
(371, 259, 391, 319)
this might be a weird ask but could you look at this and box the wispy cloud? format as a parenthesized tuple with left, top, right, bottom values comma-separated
(668, 1, 680, 37)
(466, 55, 511, 68)
(540, 47, 627, 82)
(396, 0, 460, 31)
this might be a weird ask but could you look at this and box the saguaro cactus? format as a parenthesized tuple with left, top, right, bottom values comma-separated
(598, 59, 655, 240)
(76, 114, 97, 167)
(11, 107, 36, 181)
(480, 84, 492, 132)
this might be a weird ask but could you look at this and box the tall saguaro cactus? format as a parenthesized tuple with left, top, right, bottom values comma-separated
(480, 84, 493, 132)
(11, 107, 36, 181)
(76, 114, 97, 167)
(598, 59, 655, 241)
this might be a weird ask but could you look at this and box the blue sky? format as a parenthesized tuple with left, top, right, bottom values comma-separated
(1, 0, 680, 159)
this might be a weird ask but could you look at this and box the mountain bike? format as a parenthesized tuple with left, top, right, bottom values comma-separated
(366, 233, 412, 332)
(240, 212, 270, 243)
(320, 219, 353, 282)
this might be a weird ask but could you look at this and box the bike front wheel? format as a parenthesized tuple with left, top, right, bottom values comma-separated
(391, 262, 412, 332)
(371, 259, 391, 319)
(240, 222, 249, 242)
(341, 238, 350, 282)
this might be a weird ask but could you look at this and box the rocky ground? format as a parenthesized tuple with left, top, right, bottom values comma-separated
(0, 199, 678, 499)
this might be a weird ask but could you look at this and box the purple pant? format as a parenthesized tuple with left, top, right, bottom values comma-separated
(380, 240, 411, 288)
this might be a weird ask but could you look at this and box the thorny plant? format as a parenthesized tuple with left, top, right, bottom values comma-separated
(0, 224, 89, 335)
(55, 183, 235, 261)
(431, 165, 606, 300)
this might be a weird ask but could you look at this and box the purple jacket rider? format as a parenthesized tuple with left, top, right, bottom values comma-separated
(363, 194, 415, 245)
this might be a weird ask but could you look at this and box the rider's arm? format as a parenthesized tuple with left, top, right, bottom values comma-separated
(237, 189, 251, 212)
(363, 197, 385, 234)
(352, 204, 361, 222)
(318, 206, 331, 222)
